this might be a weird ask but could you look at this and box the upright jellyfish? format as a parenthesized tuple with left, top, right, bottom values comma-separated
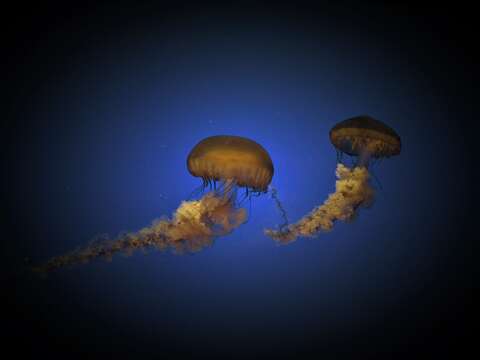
(265, 115, 401, 244)
(33, 135, 275, 273)
(330, 115, 401, 167)
(187, 135, 274, 194)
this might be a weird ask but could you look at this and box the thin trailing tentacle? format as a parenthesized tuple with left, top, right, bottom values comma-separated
(269, 186, 289, 231)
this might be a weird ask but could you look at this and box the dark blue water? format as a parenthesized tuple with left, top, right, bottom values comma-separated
(6, 3, 474, 358)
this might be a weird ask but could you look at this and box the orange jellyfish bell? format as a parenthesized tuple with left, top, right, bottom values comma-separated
(187, 135, 274, 192)
(330, 115, 401, 159)
(330, 115, 401, 166)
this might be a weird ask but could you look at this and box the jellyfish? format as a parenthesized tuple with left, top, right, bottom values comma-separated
(187, 135, 274, 195)
(33, 135, 275, 274)
(265, 115, 401, 244)
(330, 115, 401, 167)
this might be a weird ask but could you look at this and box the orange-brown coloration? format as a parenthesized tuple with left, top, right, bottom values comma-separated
(329, 115, 401, 158)
(187, 135, 274, 192)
